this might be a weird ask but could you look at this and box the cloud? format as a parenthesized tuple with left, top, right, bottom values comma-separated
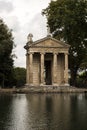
(0, 1, 14, 13)
(14, 44, 26, 67)
(14, 13, 47, 67)
(0, 0, 50, 67)
(5, 16, 21, 32)
(23, 13, 47, 41)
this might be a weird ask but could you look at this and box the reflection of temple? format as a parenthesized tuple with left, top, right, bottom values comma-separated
(24, 34, 70, 87)
(26, 94, 71, 130)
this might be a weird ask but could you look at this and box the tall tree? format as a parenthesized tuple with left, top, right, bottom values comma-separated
(13, 67, 26, 87)
(43, 0, 87, 86)
(0, 18, 15, 87)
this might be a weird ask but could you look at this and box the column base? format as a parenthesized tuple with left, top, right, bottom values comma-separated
(64, 83, 70, 87)
(53, 83, 59, 86)
(25, 84, 29, 87)
(40, 83, 45, 86)
(25, 84, 34, 87)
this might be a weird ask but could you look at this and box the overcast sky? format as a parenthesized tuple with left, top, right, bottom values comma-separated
(0, 0, 50, 68)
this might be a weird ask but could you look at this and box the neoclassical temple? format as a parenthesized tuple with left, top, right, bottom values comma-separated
(24, 34, 70, 87)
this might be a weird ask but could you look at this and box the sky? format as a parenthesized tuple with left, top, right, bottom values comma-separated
(0, 0, 51, 68)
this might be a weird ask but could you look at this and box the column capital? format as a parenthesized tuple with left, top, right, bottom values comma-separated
(26, 53, 29, 56)
(40, 52, 45, 55)
(64, 52, 69, 55)
(29, 52, 34, 55)
(53, 52, 59, 55)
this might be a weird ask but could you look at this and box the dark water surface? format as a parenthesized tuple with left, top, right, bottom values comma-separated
(0, 93, 87, 130)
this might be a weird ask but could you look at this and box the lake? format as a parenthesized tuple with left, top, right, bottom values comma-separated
(0, 93, 87, 130)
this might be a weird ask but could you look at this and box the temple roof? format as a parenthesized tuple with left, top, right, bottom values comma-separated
(24, 36, 70, 50)
(33, 36, 70, 47)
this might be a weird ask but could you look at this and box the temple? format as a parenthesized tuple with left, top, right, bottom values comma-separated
(24, 34, 70, 87)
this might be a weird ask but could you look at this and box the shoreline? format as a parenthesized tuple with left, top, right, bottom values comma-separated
(0, 86, 87, 94)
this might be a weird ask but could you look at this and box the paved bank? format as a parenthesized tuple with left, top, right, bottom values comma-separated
(0, 86, 87, 94)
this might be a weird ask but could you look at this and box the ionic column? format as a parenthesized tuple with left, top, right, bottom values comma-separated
(29, 52, 34, 85)
(40, 52, 45, 85)
(53, 53, 58, 85)
(26, 53, 29, 85)
(64, 53, 69, 85)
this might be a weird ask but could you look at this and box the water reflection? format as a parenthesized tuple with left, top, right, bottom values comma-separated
(0, 94, 87, 130)
(26, 94, 73, 130)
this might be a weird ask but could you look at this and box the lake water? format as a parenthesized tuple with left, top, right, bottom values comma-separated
(0, 93, 87, 130)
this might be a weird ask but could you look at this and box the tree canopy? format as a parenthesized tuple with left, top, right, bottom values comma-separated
(13, 67, 26, 87)
(43, 0, 87, 86)
(0, 18, 15, 87)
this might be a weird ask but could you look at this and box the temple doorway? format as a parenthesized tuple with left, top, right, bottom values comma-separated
(45, 60, 52, 85)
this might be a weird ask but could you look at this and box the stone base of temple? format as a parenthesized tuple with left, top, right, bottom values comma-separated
(25, 84, 70, 89)
(64, 83, 70, 87)
(0, 86, 87, 94)
(20, 85, 87, 93)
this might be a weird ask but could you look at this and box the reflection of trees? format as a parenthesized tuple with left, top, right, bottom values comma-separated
(68, 94, 87, 130)
(85, 93, 87, 100)
(0, 95, 13, 129)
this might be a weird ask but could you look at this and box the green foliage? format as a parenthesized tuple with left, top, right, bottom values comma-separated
(76, 71, 87, 87)
(43, 0, 87, 86)
(0, 18, 15, 87)
(13, 67, 26, 87)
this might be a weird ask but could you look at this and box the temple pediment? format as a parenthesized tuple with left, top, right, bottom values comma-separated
(32, 37, 70, 48)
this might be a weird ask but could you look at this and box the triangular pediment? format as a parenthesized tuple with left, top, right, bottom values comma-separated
(31, 37, 70, 48)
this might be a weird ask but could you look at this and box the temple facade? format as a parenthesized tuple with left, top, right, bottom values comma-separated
(24, 34, 70, 87)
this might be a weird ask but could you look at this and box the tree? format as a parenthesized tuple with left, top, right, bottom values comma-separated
(42, 0, 87, 86)
(13, 67, 26, 87)
(0, 18, 15, 87)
